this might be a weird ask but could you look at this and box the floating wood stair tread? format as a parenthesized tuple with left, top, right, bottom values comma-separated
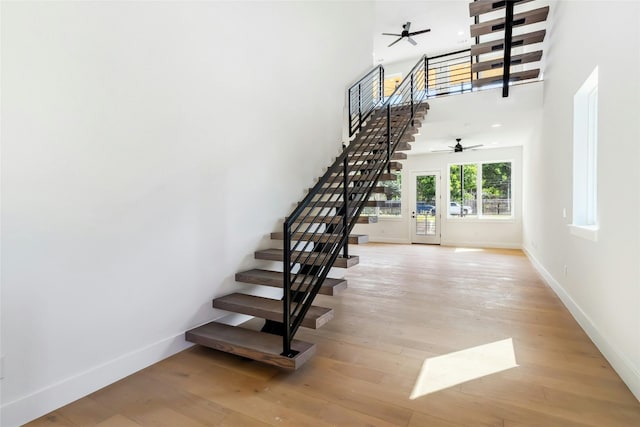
(470, 6, 549, 37)
(469, 0, 534, 17)
(357, 216, 378, 224)
(185, 322, 315, 370)
(255, 248, 360, 268)
(332, 172, 397, 182)
(235, 269, 348, 296)
(473, 68, 540, 88)
(471, 30, 546, 56)
(354, 133, 416, 144)
(348, 161, 403, 172)
(395, 142, 412, 151)
(213, 293, 333, 329)
(271, 231, 368, 245)
(289, 215, 343, 225)
(472, 50, 542, 73)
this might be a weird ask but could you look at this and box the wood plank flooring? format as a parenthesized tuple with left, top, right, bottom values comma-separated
(27, 243, 640, 426)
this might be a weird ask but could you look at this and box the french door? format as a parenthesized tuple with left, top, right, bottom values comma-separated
(411, 171, 440, 244)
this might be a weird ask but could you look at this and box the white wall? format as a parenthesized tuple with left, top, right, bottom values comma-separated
(0, 1, 374, 425)
(354, 145, 524, 248)
(522, 1, 640, 399)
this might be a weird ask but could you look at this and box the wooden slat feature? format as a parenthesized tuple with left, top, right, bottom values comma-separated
(270, 231, 369, 245)
(235, 269, 348, 296)
(185, 322, 314, 369)
(470, 6, 549, 37)
(472, 50, 542, 73)
(469, 0, 534, 17)
(473, 68, 540, 88)
(255, 248, 360, 268)
(471, 29, 546, 55)
(213, 293, 333, 330)
(357, 215, 378, 224)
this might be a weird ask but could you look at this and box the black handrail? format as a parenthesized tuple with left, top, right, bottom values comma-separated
(348, 65, 384, 137)
(281, 55, 430, 357)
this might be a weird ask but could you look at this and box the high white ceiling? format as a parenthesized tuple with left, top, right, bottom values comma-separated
(373, 1, 472, 65)
(371, 1, 550, 154)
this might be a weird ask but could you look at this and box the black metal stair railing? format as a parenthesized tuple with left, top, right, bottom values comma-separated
(348, 65, 384, 137)
(280, 55, 429, 357)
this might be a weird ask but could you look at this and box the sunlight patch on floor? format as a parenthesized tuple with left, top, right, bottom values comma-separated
(454, 247, 485, 253)
(409, 338, 518, 400)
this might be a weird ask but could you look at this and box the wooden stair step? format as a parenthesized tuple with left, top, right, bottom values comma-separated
(354, 133, 416, 144)
(255, 248, 360, 268)
(357, 216, 378, 224)
(472, 50, 542, 73)
(235, 269, 348, 296)
(271, 231, 368, 245)
(213, 293, 333, 329)
(473, 68, 540, 88)
(395, 142, 412, 152)
(471, 29, 546, 56)
(469, 0, 534, 17)
(470, 6, 549, 37)
(332, 172, 397, 182)
(348, 161, 403, 172)
(185, 321, 315, 370)
(290, 215, 343, 225)
(351, 142, 412, 154)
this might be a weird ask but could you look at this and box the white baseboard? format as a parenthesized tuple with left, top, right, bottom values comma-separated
(523, 246, 640, 401)
(365, 236, 411, 244)
(1, 331, 197, 426)
(441, 240, 522, 249)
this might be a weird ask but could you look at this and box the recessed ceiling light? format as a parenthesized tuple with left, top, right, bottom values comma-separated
(457, 30, 465, 36)
(491, 123, 502, 128)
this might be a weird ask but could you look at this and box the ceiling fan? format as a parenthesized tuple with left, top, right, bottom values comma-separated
(382, 22, 431, 47)
(432, 138, 484, 153)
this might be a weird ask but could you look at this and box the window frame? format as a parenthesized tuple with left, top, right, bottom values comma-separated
(447, 160, 514, 221)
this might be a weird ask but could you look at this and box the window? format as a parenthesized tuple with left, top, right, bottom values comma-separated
(449, 162, 512, 218)
(482, 162, 512, 217)
(449, 164, 478, 217)
(571, 66, 598, 239)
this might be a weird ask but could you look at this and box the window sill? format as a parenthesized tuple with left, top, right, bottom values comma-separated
(569, 224, 599, 241)
(378, 216, 403, 222)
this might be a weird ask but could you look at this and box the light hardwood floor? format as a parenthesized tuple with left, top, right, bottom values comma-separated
(27, 243, 640, 426)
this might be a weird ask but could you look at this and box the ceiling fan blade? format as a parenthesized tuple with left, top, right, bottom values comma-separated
(382, 32, 402, 36)
(409, 28, 431, 36)
(388, 37, 403, 47)
(407, 37, 417, 46)
(465, 144, 484, 150)
(404, 22, 411, 32)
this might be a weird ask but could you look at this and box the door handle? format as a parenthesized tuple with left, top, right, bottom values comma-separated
(411, 211, 416, 219)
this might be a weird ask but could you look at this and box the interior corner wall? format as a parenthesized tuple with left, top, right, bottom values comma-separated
(0, 1, 374, 424)
(522, 1, 640, 399)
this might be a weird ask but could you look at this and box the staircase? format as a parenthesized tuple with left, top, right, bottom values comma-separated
(469, 0, 548, 96)
(185, 56, 431, 369)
